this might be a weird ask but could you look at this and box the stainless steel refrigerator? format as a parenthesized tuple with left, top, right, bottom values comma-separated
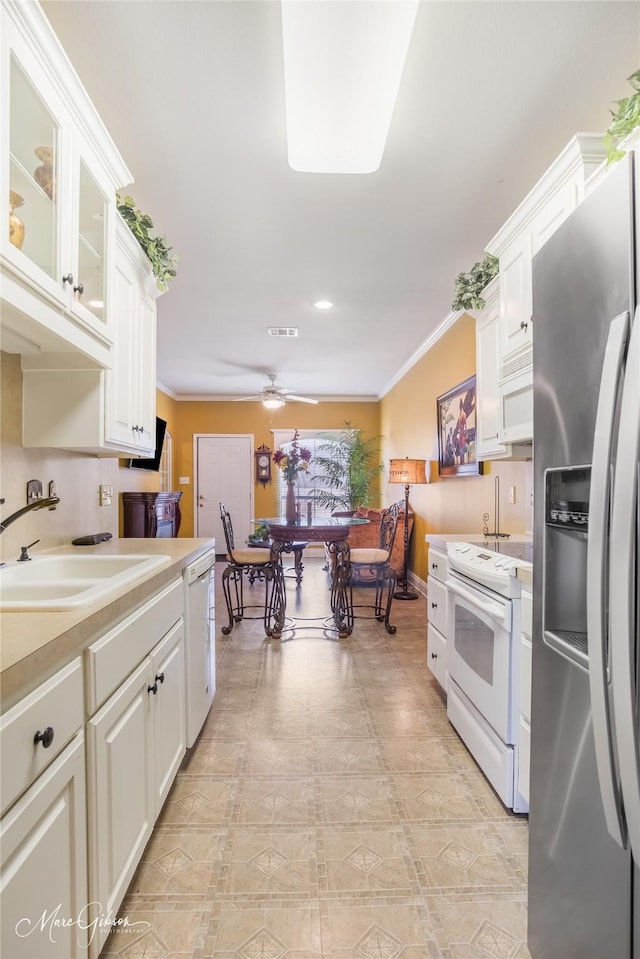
(529, 148, 640, 959)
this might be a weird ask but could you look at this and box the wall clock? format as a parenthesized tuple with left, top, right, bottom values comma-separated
(255, 444, 272, 485)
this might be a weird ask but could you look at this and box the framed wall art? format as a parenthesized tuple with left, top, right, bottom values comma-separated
(436, 374, 481, 477)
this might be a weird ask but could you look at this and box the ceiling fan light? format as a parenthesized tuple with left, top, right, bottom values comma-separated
(281, 0, 419, 175)
(263, 397, 285, 410)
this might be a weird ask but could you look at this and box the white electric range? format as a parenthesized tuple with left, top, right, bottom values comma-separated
(445, 540, 531, 813)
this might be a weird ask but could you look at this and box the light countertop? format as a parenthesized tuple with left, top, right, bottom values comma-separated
(0, 538, 214, 712)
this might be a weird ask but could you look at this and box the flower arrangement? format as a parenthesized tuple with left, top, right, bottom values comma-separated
(273, 430, 311, 484)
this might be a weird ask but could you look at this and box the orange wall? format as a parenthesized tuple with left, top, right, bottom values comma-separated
(152, 315, 532, 577)
(169, 400, 381, 537)
(380, 314, 533, 584)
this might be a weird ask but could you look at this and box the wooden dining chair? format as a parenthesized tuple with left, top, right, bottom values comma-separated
(219, 503, 281, 635)
(347, 502, 401, 634)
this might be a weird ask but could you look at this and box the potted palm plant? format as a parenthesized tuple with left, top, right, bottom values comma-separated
(311, 422, 383, 513)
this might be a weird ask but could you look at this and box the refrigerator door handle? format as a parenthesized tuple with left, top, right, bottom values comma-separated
(587, 309, 629, 849)
(610, 305, 640, 865)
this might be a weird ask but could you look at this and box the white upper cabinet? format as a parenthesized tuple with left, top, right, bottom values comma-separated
(103, 216, 158, 454)
(1, 0, 130, 366)
(484, 134, 607, 444)
(474, 278, 530, 460)
(21, 220, 158, 456)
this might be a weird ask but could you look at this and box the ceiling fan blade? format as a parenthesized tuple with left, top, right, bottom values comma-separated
(232, 395, 264, 402)
(286, 394, 318, 405)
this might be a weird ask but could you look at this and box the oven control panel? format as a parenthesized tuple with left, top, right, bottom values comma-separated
(447, 542, 519, 592)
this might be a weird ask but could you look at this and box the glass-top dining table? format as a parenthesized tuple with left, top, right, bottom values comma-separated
(254, 515, 370, 638)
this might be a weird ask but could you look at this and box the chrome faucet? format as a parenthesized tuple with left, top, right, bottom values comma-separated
(0, 496, 61, 534)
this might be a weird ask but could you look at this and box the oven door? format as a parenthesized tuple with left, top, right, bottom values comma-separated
(446, 573, 513, 744)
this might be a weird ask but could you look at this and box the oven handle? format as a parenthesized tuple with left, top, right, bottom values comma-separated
(446, 578, 510, 629)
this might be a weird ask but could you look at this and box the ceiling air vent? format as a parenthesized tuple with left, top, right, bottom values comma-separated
(268, 327, 298, 337)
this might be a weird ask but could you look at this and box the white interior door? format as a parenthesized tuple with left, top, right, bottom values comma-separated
(195, 435, 253, 550)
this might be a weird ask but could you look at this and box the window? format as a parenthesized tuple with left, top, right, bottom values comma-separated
(272, 429, 347, 520)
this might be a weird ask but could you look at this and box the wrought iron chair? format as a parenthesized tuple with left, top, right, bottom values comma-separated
(219, 503, 283, 636)
(347, 502, 401, 634)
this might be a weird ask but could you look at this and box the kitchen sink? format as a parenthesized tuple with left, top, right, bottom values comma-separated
(0, 553, 171, 611)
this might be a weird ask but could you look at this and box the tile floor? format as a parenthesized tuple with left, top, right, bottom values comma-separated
(103, 557, 530, 959)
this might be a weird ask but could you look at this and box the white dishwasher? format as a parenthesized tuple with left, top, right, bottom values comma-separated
(183, 550, 215, 747)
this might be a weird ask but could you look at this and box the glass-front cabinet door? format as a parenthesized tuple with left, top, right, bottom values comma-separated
(6, 49, 65, 303)
(71, 140, 114, 340)
(2, 2, 129, 365)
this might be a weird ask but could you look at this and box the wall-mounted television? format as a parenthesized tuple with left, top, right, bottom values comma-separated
(127, 417, 167, 471)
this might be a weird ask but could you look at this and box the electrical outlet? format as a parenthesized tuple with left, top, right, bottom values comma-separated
(508, 485, 516, 505)
(99, 484, 113, 507)
(179, 476, 190, 484)
(26, 479, 43, 505)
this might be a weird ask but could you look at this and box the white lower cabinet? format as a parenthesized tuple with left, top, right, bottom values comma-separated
(150, 621, 186, 810)
(427, 545, 448, 692)
(86, 659, 154, 957)
(0, 565, 204, 959)
(1, 733, 88, 959)
(427, 623, 447, 690)
(0, 657, 87, 959)
(86, 616, 185, 958)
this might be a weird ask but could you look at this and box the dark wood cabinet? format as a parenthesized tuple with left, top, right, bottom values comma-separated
(122, 492, 182, 538)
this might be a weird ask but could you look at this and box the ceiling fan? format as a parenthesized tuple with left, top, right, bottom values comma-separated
(233, 374, 318, 409)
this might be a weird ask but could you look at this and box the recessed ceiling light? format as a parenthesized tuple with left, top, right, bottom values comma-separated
(313, 300, 333, 310)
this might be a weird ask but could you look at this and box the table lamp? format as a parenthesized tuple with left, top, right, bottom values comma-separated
(388, 457, 428, 600)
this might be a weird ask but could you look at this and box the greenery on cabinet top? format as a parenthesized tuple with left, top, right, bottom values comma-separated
(116, 195, 177, 291)
(451, 254, 499, 311)
(604, 69, 640, 165)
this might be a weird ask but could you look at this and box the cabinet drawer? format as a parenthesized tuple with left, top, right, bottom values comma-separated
(427, 623, 447, 691)
(521, 588, 532, 639)
(1, 658, 84, 815)
(520, 635, 532, 724)
(427, 576, 447, 635)
(86, 579, 183, 713)
(428, 547, 448, 584)
(518, 717, 531, 805)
